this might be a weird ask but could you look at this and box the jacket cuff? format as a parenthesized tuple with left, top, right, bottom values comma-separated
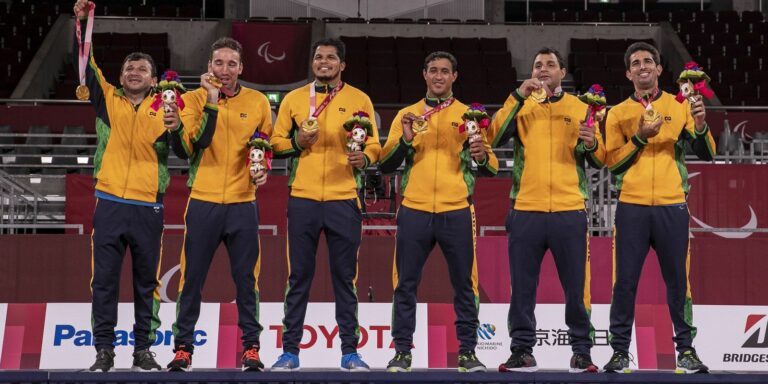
(631, 134, 647, 148)
(291, 135, 303, 152)
(584, 139, 598, 152)
(694, 123, 709, 137)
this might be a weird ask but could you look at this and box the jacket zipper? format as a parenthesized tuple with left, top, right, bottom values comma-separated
(123, 99, 139, 197)
(223, 99, 229, 203)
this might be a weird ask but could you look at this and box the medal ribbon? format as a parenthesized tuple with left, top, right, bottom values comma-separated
(421, 97, 455, 120)
(309, 81, 345, 119)
(635, 88, 659, 110)
(75, 3, 95, 89)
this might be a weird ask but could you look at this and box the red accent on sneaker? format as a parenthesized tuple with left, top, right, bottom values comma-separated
(242, 348, 261, 362)
(173, 349, 191, 365)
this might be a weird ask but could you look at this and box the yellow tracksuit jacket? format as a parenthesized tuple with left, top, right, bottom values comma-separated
(270, 82, 381, 201)
(488, 91, 606, 212)
(76, 31, 169, 204)
(172, 86, 273, 203)
(379, 98, 498, 213)
(605, 91, 716, 205)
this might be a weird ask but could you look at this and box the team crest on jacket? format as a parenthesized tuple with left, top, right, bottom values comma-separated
(339, 107, 346, 113)
(564, 116, 572, 124)
(149, 111, 157, 117)
(665, 116, 672, 122)
(451, 121, 459, 127)
(240, 113, 248, 119)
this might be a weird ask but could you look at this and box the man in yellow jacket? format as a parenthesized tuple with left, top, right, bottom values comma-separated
(165, 37, 272, 372)
(603, 42, 714, 374)
(380, 51, 497, 373)
(489, 47, 605, 373)
(74, 0, 165, 372)
(269, 38, 381, 372)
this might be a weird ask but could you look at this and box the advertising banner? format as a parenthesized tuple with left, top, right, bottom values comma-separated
(693, 305, 768, 371)
(39, 303, 219, 369)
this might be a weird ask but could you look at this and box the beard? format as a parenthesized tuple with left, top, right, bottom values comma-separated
(315, 72, 339, 83)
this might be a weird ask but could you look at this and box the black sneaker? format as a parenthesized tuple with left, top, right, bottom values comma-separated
(132, 349, 161, 372)
(603, 350, 632, 373)
(499, 347, 538, 372)
(167, 344, 193, 372)
(386, 351, 412, 372)
(457, 350, 486, 372)
(676, 349, 709, 374)
(88, 348, 115, 372)
(569, 353, 598, 373)
(241, 344, 264, 372)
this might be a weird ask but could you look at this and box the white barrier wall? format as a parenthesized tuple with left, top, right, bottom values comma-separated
(3, 303, 767, 370)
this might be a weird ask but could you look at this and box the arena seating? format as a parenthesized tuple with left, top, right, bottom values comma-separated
(53, 32, 170, 99)
(673, 11, 768, 105)
(568, 38, 676, 99)
(341, 36, 517, 104)
(0, 0, 200, 98)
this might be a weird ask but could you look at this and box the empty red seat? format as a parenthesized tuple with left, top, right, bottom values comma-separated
(741, 11, 764, 23)
(718, 11, 739, 23)
(731, 82, 759, 99)
(110, 33, 140, 49)
(600, 10, 622, 22)
(570, 38, 599, 53)
(479, 38, 507, 53)
(694, 11, 716, 23)
(451, 38, 480, 53)
(396, 37, 423, 53)
(648, 10, 670, 22)
(423, 37, 450, 53)
(483, 51, 512, 69)
(140, 33, 168, 49)
(735, 56, 759, 71)
(670, 10, 691, 23)
(368, 36, 395, 53)
(623, 11, 645, 22)
(553, 10, 577, 22)
(340, 36, 366, 53)
(530, 10, 553, 22)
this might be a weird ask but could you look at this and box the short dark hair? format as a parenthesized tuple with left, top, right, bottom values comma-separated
(311, 38, 346, 62)
(210, 37, 243, 61)
(624, 42, 660, 70)
(122, 52, 157, 77)
(532, 47, 566, 69)
(423, 51, 458, 72)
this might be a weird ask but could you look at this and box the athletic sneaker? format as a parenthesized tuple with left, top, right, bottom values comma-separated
(569, 353, 598, 373)
(167, 344, 193, 372)
(457, 350, 486, 372)
(386, 351, 412, 372)
(132, 349, 161, 372)
(340, 353, 370, 372)
(89, 348, 115, 372)
(603, 350, 632, 373)
(676, 349, 709, 374)
(499, 347, 538, 372)
(271, 352, 300, 372)
(241, 344, 264, 372)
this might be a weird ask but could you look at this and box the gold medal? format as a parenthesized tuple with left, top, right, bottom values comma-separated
(595, 108, 606, 123)
(207, 75, 223, 89)
(530, 88, 547, 103)
(642, 108, 661, 125)
(301, 119, 318, 132)
(412, 118, 428, 134)
(76, 84, 89, 101)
